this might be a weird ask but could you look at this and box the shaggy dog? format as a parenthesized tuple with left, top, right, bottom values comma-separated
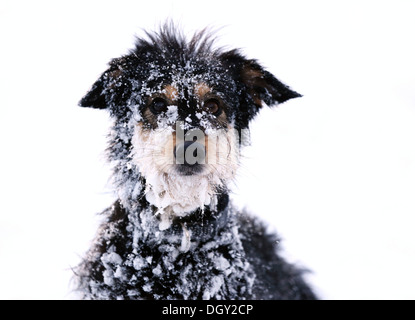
(75, 25, 316, 300)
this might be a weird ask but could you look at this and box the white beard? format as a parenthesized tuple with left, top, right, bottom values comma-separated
(131, 123, 239, 229)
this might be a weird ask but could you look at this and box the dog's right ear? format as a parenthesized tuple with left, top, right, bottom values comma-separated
(79, 74, 107, 109)
(79, 58, 125, 109)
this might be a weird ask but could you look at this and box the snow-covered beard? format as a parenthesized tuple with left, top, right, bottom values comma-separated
(130, 122, 239, 229)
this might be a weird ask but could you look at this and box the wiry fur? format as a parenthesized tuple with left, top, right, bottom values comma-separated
(130, 122, 239, 222)
(75, 24, 316, 300)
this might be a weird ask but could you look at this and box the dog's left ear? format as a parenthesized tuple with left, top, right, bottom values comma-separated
(220, 50, 301, 110)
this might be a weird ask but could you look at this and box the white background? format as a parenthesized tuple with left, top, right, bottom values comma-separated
(1, 0, 414, 299)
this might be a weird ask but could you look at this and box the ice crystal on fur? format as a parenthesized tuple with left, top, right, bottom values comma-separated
(130, 123, 239, 226)
(78, 202, 257, 299)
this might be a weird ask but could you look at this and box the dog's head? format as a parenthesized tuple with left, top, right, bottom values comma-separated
(80, 25, 300, 220)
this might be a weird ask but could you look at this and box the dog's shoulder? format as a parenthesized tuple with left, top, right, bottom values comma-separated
(236, 211, 317, 300)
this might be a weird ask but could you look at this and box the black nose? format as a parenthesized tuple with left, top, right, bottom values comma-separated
(174, 141, 206, 166)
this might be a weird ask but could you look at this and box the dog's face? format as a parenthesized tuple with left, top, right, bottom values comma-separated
(80, 27, 300, 218)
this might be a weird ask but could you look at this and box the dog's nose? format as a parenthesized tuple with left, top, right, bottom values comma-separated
(174, 141, 206, 166)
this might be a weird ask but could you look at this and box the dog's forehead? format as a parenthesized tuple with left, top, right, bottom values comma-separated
(140, 56, 231, 96)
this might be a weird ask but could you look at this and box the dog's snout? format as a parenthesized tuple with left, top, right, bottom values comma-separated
(174, 141, 206, 166)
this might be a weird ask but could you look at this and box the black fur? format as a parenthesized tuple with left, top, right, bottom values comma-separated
(75, 24, 315, 300)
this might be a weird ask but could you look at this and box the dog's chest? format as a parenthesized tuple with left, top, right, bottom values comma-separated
(87, 207, 255, 300)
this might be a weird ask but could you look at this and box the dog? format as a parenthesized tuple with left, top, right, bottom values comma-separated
(75, 24, 316, 300)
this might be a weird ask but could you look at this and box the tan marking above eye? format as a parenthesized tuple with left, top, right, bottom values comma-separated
(195, 83, 212, 99)
(162, 84, 179, 102)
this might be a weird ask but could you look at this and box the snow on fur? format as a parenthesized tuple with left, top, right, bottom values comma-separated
(78, 201, 256, 300)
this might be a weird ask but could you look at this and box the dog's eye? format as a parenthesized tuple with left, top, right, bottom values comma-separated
(203, 99, 222, 116)
(150, 98, 168, 114)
